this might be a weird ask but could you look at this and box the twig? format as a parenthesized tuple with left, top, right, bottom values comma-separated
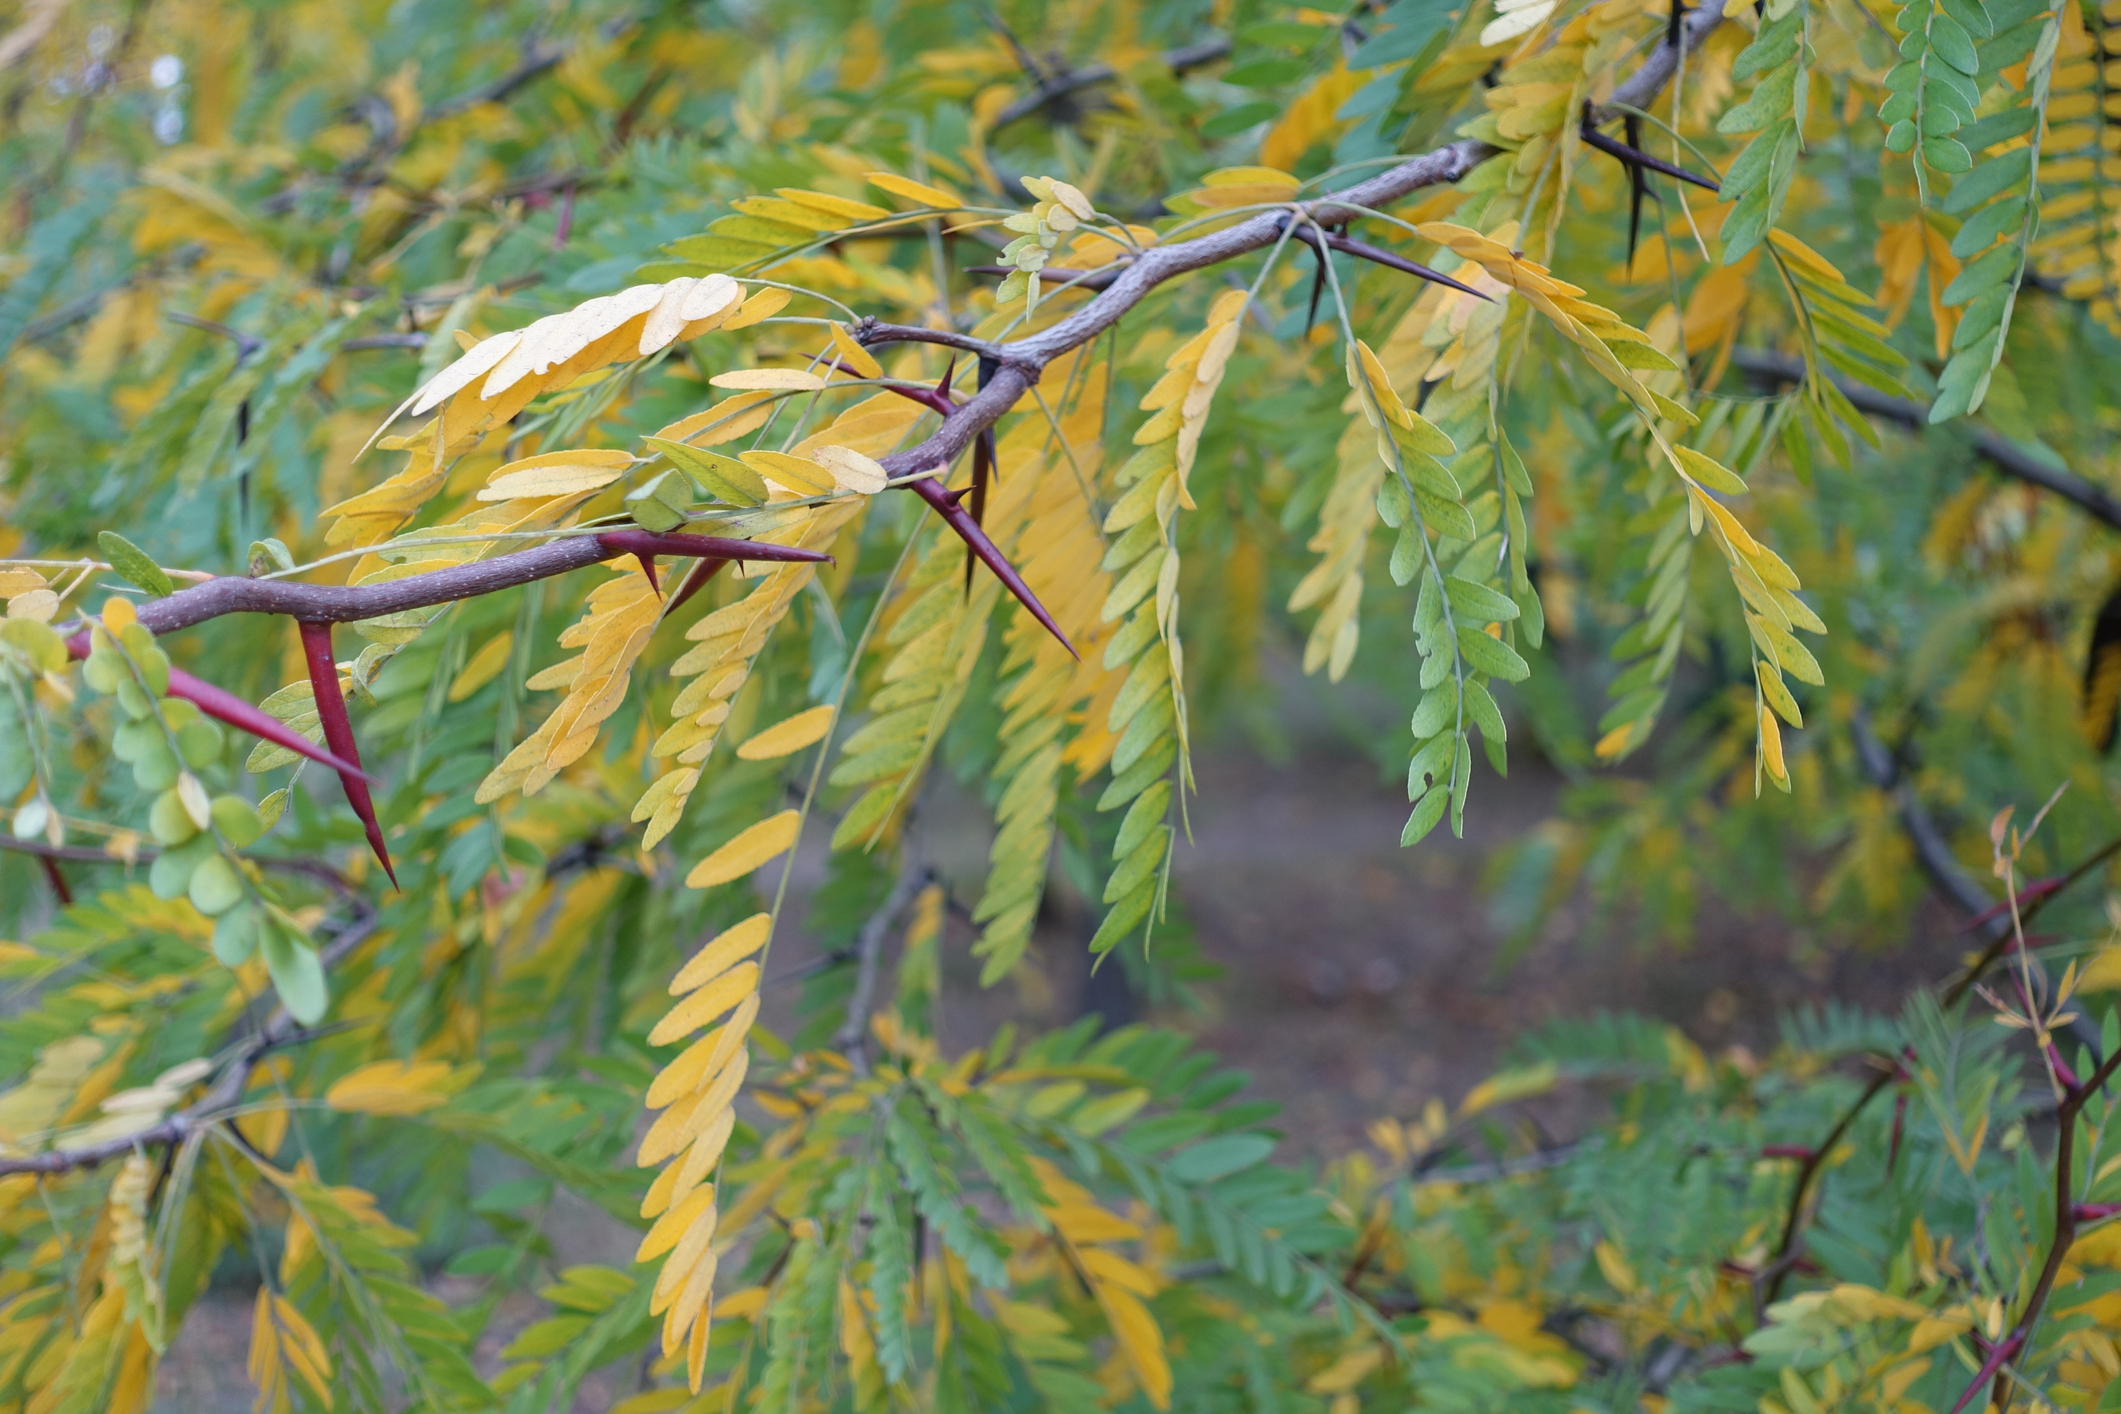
(1755, 711, 2121, 1309)
(0, 835, 355, 894)
(0, 907, 381, 1177)
(1956, 1044, 2121, 1412)
(835, 863, 934, 1073)
(1733, 348, 2121, 533)
(989, 36, 1234, 130)
(98, 531, 827, 639)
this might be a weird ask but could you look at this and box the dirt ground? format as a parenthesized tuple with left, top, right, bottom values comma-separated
(150, 720, 1954, 1410)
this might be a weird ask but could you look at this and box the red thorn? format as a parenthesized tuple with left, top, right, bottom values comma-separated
(936, 358, 956, 397)
(299, 621, 397, 888)
(592, 530, 832, 565)
(1760, 1145, 1815, 1161)
(64, 632, 372, 782)
(2074, 1202, 2121, 1222)
(1887, 1089, 1908, 1175)
(38, 856, 71, 907)
(667, 558, 727, 614)
(905, 474, 1076, 659)
(964, 429, 993, 594)
(634, 553, 660, 593)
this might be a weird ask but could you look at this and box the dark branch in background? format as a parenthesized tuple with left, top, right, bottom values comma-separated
(836, 862, 934, 1074)
(0, 821, 628, 1180)
(0, 834, 355, 893)
(988, 34, 1233, 131)
(1734, 348, 2121, 532)
(0, 906, 382, 1178)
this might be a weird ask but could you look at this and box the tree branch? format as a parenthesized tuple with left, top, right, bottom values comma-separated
(113, 531, 827, 639)
(1756, 709, 2121, 1311)
(73, 0, 1727, 652)
(1732, 348, 2121, 532)
(0, 907, 381, 1178)
(873, 0, 1729, 485)
(0, 835, 355, 894)
(836, 863, 933, 1074)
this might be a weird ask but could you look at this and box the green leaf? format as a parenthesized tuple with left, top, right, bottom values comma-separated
(260, 920, 328, 1024)
(644, 437, 769, 506)
(1455, 625, 1531, 682)
(97, 531, 174, 598)
(1166, 1133, 1276, 1184)
(1444, 575, 1520, 624)
(1921, 135, 1972, 172)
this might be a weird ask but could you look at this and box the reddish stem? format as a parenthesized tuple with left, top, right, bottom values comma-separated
(63, 634, 372, 782)
(1947, 1333, 2022, 1414)
(2073, 1202, 2121, 1222)
(298, 620, 397, 888)
(38, 855, 71, 906)
(1961, 874, 2064, 933)
(1760, 1145, 1815, 1161)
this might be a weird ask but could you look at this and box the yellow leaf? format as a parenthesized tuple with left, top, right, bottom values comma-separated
(776, 188, 891, 222)
(647, 963, 761, 1047)
(689, 813, 801, 887)
(1458, 1061, 1557, 1117)
(1759, 703, 1787, 786)
(1594, 1239, 1637, 1294)
(475, 448, 635, 501)
(1097, 1285, 1171, 1411)
(324, 1059, 469, 1116)
(737, 705, 837, 760)
(1202, 166, 1302, 192)
(709, 368, 826, 391)
(866, 171, 965, 208)
(646, 996, 759, 1108)
(721, 286, 790, 330)
(670, 914, 773, 994)
(2076, 945, 2121, 993)
(1306, 1345, 1384, 1394)
(1078, 1247, 1161, 1297)
(740, 449, 837, 495)
(448, 632, 515, 702)
(810, 443, 889, 495)
(636, 1186, 717, 1262)
(828, 323, 883, 379)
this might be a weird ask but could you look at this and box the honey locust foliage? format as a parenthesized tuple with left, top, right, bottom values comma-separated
(5, 0, 2121, 1410)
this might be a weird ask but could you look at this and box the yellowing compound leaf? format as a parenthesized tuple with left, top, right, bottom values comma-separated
(686, 810, 802, 888)
(736, 705, 836, 760)
(866, 171, 965, 208)
(709, 368, 826, 391)
(476, 448, 635, 501)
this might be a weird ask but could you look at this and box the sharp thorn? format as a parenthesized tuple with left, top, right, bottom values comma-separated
(593, 530, 831, 565)
(634, 553, 660, 593)
(906, 474, 1076, 659)
(1578, 120, 1722, 193)
(667, 557, 727, 614)
(1320, 230, 1491, 300)
(1625, 114, 1646, 275)
(298, 620, 397, 888)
